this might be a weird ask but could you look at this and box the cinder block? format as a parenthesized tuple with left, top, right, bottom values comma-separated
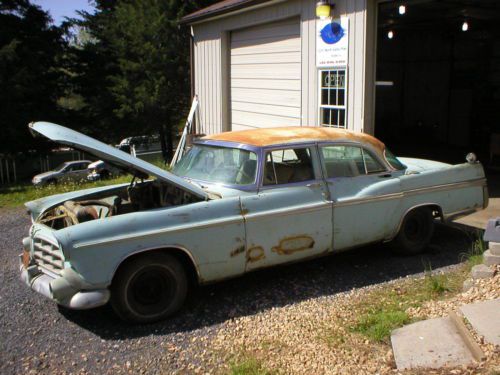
(489, 242, 500, 256)
(471, 264, 495, 280)
(484, 250, 500, 266)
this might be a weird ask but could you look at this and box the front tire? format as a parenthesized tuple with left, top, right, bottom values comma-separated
(392, 207, 434, 255)
(111, 253, 187, 323)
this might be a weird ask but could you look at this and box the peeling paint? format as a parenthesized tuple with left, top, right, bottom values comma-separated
(230, 245, 245, 257)
(246, 246, 265, 262)
(271, 235, 315, 255)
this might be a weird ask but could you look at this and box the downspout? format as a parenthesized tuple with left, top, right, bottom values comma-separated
(190, 26, 196, 135)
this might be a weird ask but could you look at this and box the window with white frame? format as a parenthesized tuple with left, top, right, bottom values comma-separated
(319, 69, 347, 128)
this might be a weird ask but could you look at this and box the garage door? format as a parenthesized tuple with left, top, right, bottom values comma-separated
(230, 18, 301, 131)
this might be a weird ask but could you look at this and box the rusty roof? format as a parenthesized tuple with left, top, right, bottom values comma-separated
(181, 0, 273, 24)
(202, 127, 386, 152)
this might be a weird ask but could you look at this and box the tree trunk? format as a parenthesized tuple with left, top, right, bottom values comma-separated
(158, 123, 168, 163)
(166, 122, 173, 161)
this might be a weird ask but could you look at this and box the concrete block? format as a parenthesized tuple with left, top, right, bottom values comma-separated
(460, 299, 500, 346)
(471, 264, 495, 280)
(463, 278, 475, 292)
(489, 242, 500, 256)
(391, 317, 476, 370)
(483, 250, 500, 266)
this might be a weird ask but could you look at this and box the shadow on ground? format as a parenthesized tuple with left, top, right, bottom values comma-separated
(60, 223, 476, 340)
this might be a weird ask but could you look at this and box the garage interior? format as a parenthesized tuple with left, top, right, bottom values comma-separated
(375, 0, 500, 166)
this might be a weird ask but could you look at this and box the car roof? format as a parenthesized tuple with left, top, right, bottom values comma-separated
(202, 126, 385, 153)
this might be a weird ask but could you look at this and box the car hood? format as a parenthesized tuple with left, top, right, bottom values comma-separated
(398, 157, 451, 173)
(29, 122, 208, 200)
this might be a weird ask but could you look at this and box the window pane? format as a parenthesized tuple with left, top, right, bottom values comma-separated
(321, 146, 364, 178)
(321, 108, 331, 126)
(338, 89, 345, 106)
(363, 150, 386, 174)
(338, 109, 346, 128)
(329, 88, 337, 105)
(332, 109, 339, 126)
(321, 89, 329, 105)
(264, 148, 314, 185)
(384, 148, 406, 170)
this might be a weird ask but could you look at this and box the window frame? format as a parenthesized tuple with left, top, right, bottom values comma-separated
(318, 68, 348, 129)
(318, 142, 390, 180)
(259, 144, 323, 190)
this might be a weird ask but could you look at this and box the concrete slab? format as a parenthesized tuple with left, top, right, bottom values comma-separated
(471, 264, 496, 279)
(484, 250, 500, 266)
(455, 198, 500, 229)
(391, 317, 476, 370)
(460, 299, 500, 346)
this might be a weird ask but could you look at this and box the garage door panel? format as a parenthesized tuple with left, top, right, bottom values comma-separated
(231, 37, 300, 55)
(231, 52, 301, 65)
(232, 63, 300, 80)
(232, 111, 301, 128)
(232, 88, 301, 108)
(232, 101, 301, 118)
(231, 78, 301, 91)
(230, 18, 301, 130)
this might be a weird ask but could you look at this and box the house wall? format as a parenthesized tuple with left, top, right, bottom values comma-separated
(191, 0, 373, 135)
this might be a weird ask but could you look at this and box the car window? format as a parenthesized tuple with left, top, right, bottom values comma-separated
(384, 148, 406, 170)
(263, 148, 315, 185)
(320, 145, 386, 178)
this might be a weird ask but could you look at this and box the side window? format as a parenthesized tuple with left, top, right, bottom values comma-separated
(320, 145, 386, 178)
(263, 148, 315, 185)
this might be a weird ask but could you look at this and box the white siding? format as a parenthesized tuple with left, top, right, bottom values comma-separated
(192, 0, 372, 135)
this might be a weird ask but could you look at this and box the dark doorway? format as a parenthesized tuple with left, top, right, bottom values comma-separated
(375, 0, 500, 165)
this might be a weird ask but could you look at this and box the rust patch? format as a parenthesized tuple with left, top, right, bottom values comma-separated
(230, 245, 245, 257)
(240, 208, 249, 216)
(22, 249, 31, 268)
(272, 235, 315, 255)
(246, 246, 265, 263)
(203, 127, 385, 156)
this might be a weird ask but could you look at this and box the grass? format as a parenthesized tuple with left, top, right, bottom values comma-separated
(460, 229, 486, 270)
(351, 266, 467, 342)
(0, 175, 131, 208)
(230, 357, 276, 375)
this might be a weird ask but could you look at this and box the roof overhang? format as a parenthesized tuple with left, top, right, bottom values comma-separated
(181, 0, 275, 25)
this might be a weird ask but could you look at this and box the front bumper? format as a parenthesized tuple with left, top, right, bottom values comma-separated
(19, 255, 110, 310)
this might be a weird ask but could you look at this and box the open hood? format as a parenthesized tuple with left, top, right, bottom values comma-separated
(29, 122, 208, 200)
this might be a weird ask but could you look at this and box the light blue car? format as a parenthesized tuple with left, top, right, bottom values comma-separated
(20, 122, 488, 323)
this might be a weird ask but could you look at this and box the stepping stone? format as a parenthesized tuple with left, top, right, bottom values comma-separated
(490, 242, 500, 256)
(391, 317, 476, 370)
(460, 299, 500, 346)
(471, 264, 495, 280)
(483, 250, 500, 266)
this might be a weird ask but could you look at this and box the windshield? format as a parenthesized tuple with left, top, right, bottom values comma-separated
(384, 148, 406, 170)
(172, 145, 257, 185)
(54, 162, 69, 171)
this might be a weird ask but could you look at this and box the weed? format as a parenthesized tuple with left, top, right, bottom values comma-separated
(460, 229, 486, 270)
(230, 357, 276, 375)
(355, 310, 410, 342)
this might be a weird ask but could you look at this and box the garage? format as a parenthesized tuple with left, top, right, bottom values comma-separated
(375, 0, 500, 163)
(230, 18, 301, 131)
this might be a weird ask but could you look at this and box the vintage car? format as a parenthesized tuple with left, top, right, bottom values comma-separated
(32, 160, 91, 186)
(20, 122, 488, 323)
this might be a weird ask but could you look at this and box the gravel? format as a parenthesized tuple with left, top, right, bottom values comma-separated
(0, 208, 490, 374)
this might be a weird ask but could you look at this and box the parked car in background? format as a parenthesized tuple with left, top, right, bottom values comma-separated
(21, 122, 487, 323)
(32, 160, 91, 186)
(87, 160, 121, 181)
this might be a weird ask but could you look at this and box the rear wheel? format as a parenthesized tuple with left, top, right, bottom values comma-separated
(392, 207, 434, 255)
(111, 253, 187, 323)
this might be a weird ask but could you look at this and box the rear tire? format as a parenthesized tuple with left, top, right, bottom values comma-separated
(111, 253, 187, 323)
(392, 207, 434, 255)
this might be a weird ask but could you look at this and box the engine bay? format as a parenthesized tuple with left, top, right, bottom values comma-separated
(37, 179, 203, 229)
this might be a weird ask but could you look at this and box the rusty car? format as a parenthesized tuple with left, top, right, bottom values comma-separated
(20, 122, 488, 323)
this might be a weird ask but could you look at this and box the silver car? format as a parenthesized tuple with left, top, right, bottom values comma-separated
(32, 160, 91, 186)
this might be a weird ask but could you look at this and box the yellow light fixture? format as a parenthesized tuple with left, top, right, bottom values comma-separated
(316, 1, 332, 19)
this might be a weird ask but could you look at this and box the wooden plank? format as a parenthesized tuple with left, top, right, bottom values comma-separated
(231, 78, 301, 91)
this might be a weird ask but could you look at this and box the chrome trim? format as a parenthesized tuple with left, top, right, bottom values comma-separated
(244, 201, 332, 220)
(335, 192, 403, 207)
(73, 216, 244, 249)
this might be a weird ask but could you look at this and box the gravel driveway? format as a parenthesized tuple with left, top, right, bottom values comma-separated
(0, 208, 475, 374)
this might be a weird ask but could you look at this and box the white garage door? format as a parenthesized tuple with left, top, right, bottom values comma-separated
(230, 18, 301, 131)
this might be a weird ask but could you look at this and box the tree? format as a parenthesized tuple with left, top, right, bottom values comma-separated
(74, 0, 217, 160)
(0, 0, 67, 153)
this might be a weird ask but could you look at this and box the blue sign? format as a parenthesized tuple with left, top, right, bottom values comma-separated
(320, 22, 345, 45)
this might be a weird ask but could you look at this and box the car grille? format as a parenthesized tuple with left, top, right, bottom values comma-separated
(33, 237, 64, 275)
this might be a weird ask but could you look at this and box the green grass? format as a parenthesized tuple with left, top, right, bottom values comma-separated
(460, 229, 486, 270)
(0, 175, 131, 208)
(230, 357, 276, 375)
(351, 267, 466, 342)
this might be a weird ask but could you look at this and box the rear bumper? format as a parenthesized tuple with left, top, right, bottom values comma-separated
(19, 255, 110, 310)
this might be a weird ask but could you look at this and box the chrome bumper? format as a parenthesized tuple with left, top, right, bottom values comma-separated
(19, 255, 110, 310)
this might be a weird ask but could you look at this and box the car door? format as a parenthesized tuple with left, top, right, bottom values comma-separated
(241, 145, 333, 271)
(319, 143, 402, 251)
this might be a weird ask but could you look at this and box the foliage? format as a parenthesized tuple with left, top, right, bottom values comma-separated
(0, 0, 67, 154)
(230, 357, 276, 375)
(460, 229, 486, 269)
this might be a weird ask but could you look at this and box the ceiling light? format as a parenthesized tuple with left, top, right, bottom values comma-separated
(316, 1, 332, 19)
(388, 30, 394, 39)
(399, 5, 406, 15)
(462, 21, 469, 32)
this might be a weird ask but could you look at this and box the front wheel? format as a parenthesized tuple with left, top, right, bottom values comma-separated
(392, 207, 435, 255)
(111, 253, 187, 323)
